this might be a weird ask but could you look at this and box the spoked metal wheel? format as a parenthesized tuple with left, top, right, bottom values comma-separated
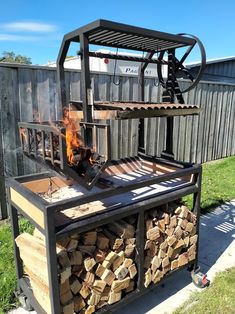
(157, 34, 206, 93)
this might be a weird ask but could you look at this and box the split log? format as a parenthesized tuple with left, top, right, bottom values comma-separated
(87, 292, 101, 306)
(107, 220, 135, 239)
(144, 269, 152, 288)
(85, 305, 96, 314)
(178, 206, 189, 219)
(124, 243, 136, 257)
(151, 256, 161, 273)
(125, 238, 136, 245)
(74, 296, 86, 312)
(145, 219, 153, 231)
(101, 269, 116, 286)
(171, 259, 178, 270)
(177, 218, 188, 230)
(69, 250, 82, 266)
(128, 264, 137, 279)
(96, 233, 109, 250)
(124, 280, 135, 293)
(60, 279, 73, 305)
(100, 286, 111, 301)
(63, 301, 74, 314)
(91, 280, 106, 294)
(83, 272, 95, 287)
(70, 276, 82, 294)
(102, 251, 118, 268)
(82, 231, 97, 245)
(112, 251, 125, 271)
(146, 226, 160, 241)
(158, 219, 166, 232)
(108, 291, 121, 305)
(103, 230, 124, 251)
(152, 270, 163, 284)
(60, 267, 72, 284)
(78, 245, 96, 256)
(95, 264, 106, 278)
(122, 258, 133, 268)
(66, 239, 78, 252)
(114, 265, 129, 280)
(111, 277, 130, 293)
(177, 252, 189, 267)
(190, 234, 198, 245)
(185, 222, 194, 233)
(94, 249, 107, 263)
(84, 257, 96, 272)
(79, 284, 91, 299)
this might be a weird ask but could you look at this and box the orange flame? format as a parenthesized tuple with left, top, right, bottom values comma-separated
(20, 127, 28, 145)
(63, 107, 84, 165)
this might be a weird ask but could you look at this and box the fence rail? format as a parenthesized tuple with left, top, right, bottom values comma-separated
(1, 63, 235, 218)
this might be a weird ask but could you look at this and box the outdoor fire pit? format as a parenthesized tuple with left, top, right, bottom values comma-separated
(7, 19, 207, 314)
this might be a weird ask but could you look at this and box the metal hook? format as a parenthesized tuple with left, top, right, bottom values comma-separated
(113, 47, 121, 86)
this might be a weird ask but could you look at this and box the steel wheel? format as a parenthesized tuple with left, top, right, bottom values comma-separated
(157, 34, 206, 93)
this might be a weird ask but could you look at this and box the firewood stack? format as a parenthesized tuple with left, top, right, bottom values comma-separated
(144, 205, 198, 288)
(15, 217, 138, 314)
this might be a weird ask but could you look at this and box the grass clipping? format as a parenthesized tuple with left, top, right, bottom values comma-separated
(174, 267, 235, 314)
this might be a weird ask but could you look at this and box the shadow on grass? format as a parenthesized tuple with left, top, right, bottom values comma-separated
(201, 199, 226, 215)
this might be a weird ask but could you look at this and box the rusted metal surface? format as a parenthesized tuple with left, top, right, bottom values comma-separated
(94, 101, 199, 110)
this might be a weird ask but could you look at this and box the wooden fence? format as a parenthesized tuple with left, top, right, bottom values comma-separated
(1, 63, 235, 218)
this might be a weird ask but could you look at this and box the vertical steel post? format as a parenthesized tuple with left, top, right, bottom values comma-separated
(0, 98, 8, 219)
(161, 49, 175, 159)
(9, 202, 23, 290)
(193, 166, 202, 270)
(136, 211, 145, 290)
(57, 39, 70, 118)
(80, 33, 93, 147)
(138, 52, 154, 155)
(138, 70, 145, 154)
(44, 210, 61, 314)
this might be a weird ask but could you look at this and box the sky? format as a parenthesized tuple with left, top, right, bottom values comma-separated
(0, 0, 234, 65)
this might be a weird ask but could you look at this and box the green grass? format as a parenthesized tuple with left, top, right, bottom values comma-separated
(0, 218, 33, 313)
(0, 221, 16, 313)
(174, 267, 235, 314)
(183, 156, 235, 213)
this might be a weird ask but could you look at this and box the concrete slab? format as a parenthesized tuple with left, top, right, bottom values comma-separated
(9, 201, 235, 314)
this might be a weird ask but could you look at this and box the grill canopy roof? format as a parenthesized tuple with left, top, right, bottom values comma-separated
(63, 19, 196, 53)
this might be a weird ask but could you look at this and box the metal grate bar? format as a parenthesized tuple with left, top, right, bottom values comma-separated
(41, 130, 45, 160)
(89, 31, 121, 42)
(33, 129, 37, 157)
(26, 129, 30, 154)
(88, 29, 113, 40)
(49, 132, 54, 165)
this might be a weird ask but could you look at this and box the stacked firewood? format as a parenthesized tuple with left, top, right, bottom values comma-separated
(16, 217, 138, 314)
(144, 205, 198, 288)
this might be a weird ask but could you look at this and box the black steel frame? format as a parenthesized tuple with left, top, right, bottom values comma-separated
(56, 19, 205, 160)
(8, 19, 206, 314)
(7, 158, 202, 314)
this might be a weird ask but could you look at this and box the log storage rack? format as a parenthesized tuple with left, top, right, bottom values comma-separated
(7, 19, 207, 314)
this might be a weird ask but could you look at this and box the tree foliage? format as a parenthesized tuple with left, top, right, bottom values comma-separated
(0, 51, 32, 64)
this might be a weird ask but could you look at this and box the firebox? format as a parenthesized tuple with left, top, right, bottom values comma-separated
(7, 19, 207, 314)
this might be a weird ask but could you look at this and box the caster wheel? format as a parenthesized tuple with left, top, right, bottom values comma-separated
(191, 267, 210, 288)
(18, 294, 34, 311)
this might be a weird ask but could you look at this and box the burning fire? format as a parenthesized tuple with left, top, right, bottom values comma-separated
(63, 107, 85, 165)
